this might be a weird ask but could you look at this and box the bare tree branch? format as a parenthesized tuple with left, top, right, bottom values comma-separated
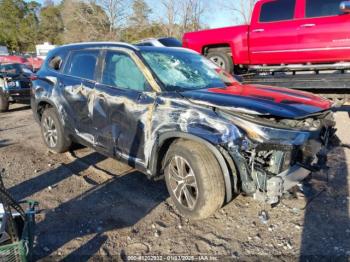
(220, 0, 257, 25)
(96, 0, 129, 39)
(179, 0, 206, 34)
(161, 0, 179, 37)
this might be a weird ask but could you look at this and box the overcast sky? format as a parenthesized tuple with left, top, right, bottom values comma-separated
(29, 0, 237, 29)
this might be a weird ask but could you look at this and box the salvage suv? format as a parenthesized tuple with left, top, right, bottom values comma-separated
(31, 42, 335, 220)
(0, 63, 35, 112)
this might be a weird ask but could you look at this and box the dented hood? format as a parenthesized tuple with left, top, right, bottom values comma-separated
(181, 84, 332, 119)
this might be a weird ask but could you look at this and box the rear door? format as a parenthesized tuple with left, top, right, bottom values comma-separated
(93, 49, 156, 167)
(296, 0, 350, 63)
(250, 0, 298, 65)
(60, 49, 99, 141)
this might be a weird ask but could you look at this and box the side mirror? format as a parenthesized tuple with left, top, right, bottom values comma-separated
(340, 1, 350, 13)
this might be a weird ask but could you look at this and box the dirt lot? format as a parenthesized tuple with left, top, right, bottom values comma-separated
(0, 104, 350, 261)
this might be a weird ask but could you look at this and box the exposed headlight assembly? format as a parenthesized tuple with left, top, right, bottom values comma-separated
(217, 110, 311, 145)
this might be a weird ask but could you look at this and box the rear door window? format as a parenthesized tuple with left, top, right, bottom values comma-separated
(305, 0, 343, 18)
(158, 38, 182, 47)
(260, 0, 296, 22)
(65, 50, 99, 80)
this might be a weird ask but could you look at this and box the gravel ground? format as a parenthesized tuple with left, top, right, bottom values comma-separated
(0, 104, 349, 261)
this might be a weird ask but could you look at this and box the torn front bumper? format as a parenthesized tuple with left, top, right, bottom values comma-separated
(253, 165, 311, 204)
(252, 138, 330, 204)
(221, 109, 335, 204)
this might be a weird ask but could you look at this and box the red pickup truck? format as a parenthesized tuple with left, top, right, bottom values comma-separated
(0, 55, 43, 72)
(183, 0, 350, 74)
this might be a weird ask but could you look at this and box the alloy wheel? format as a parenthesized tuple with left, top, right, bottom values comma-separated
(42, 115, 58, 148)
(168, 155, 198, 210)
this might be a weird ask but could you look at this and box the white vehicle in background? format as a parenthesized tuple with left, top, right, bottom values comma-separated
(0, 46, 9, 56)
(135, 37, 182, 47)
(36, 42, 56, 60)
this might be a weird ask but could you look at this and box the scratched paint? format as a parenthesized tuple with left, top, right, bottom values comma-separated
(31, 43, 336, 202)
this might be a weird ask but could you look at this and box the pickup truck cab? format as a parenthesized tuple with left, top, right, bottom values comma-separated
(183, 0, 350, 73)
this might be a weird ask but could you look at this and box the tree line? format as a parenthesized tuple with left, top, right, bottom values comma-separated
(0, 0, 209, 52)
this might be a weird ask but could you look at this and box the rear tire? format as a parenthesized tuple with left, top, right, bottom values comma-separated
(164, 140, 225, 220)
(207, 51, 234, 74)
(0, 93, 9, 112)
(40, 107, 71, 153)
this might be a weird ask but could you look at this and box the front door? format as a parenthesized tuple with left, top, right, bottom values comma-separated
(296, 0, 350, 63)
(93, 50, 156, 167)
(249, 0, 299, 65)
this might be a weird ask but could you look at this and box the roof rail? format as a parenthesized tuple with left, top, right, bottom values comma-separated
(61, 42, 139, 50)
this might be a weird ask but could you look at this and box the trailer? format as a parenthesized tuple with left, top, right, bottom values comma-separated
(243, 65, 350, 106)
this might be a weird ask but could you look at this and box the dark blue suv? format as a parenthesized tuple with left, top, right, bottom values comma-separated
(31, 42, 335, 219)
(0, 63, 34, 112)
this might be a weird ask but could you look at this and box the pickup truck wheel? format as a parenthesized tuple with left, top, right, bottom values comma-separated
(164, 140, 225, 220)
(40, 108, 71, 153)
(207, 51, 233, 73)
(0, 93, 9, 112)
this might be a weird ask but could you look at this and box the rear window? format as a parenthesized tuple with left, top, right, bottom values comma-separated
(65, 50, 99, 80)
(158, 38, 182, 47)
(260, 0, 296, 22)
(306, 0, 343, 18)
(0, 64, 21, 75)
(136, 42, 154, 46)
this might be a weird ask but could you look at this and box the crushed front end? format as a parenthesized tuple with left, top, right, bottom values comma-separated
(218, 109, 336, 204)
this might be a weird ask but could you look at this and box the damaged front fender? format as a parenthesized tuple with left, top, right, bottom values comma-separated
(218, 109, 335, 204)
(150, 131, 235, 202)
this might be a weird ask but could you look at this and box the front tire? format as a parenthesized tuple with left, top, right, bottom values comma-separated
(164, 140, 225, 220)
(40, 108, 71, 153)
(0, 80, 9, 112)
(0, 93, 9, 112)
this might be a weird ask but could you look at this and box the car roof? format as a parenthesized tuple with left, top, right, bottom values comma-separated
(50, 42, 194, 55)
(55, 42, 140, 52)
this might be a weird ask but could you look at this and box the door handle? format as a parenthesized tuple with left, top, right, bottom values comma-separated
(300, 23, 316, 28)
(252, 29, 265, 33)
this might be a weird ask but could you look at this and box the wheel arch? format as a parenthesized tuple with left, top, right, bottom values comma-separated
(202, 44, 232, 56)
(36, 99, 57, 121)
(32, 98, 61, 122)
(149, 132, 235, 202)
